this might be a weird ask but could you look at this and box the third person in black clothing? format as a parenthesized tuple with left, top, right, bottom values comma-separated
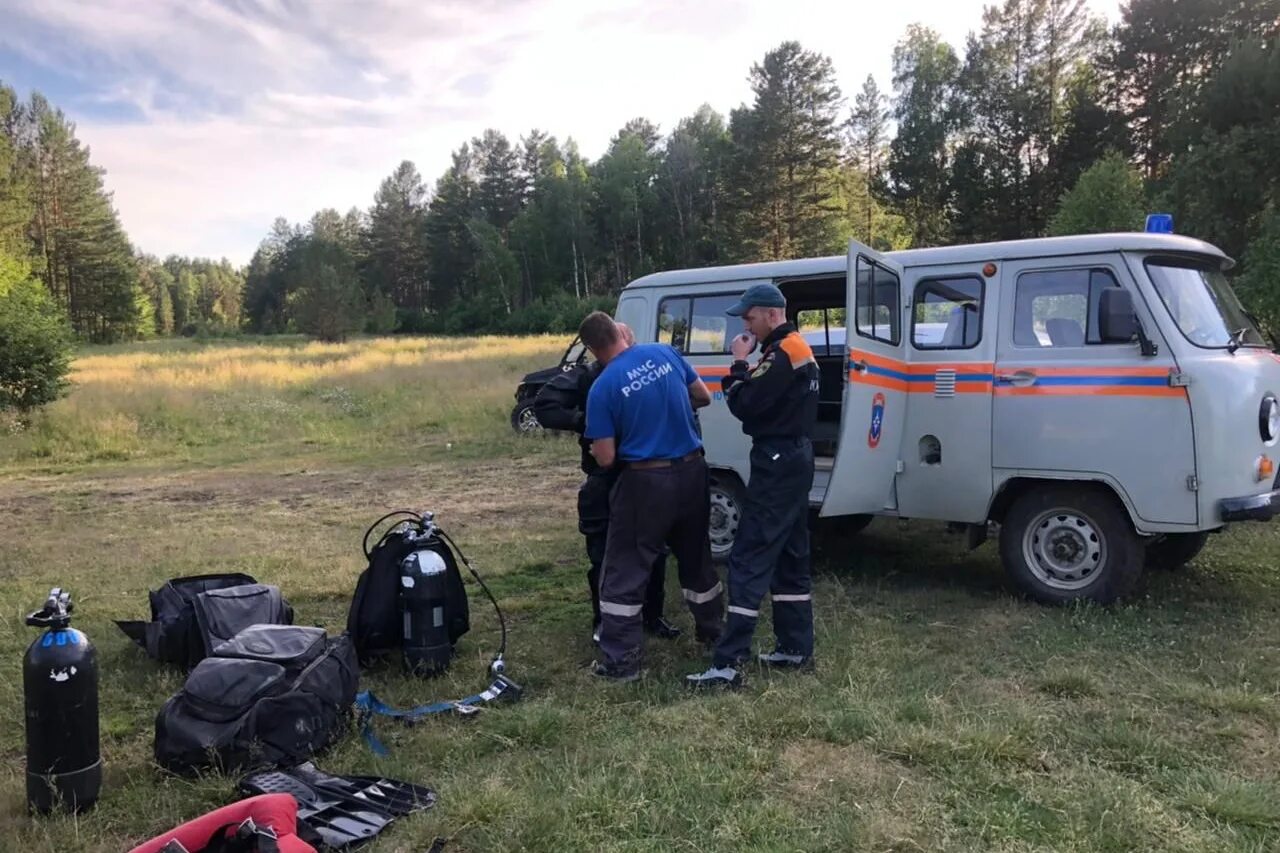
(687, 283, 820, 689)
(533, 323, 680, 645)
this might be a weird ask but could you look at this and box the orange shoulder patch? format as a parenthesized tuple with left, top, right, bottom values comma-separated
(778, 333, 816, 367)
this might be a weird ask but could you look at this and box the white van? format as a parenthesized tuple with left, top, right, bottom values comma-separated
(613, 231, 1280, 604)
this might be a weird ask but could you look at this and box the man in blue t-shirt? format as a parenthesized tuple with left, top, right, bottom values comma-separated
(578, 311, 726, 682)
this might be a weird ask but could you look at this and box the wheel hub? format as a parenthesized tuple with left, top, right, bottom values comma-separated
(1023, 509, 1106, 591)
(518, 408, 541, 433)
(708, 489, 739, 551)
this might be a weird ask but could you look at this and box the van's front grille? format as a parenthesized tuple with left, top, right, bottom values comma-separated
(934, 369, 956, 397)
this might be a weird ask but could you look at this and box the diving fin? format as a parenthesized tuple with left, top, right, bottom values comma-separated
(238, 762, 436, 849)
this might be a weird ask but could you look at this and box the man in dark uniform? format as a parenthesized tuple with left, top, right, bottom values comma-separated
(533, 323, 680, 644)
(578, 311, 725, 682)
(687, 283, 820, 689)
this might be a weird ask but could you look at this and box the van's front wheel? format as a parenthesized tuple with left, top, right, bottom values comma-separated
(999, 485, 1142, 605)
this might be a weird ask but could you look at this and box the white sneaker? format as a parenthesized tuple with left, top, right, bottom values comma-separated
(684, 666, 743, 689)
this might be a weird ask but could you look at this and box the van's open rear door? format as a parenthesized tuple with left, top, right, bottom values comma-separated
(820, 240, 908, 517)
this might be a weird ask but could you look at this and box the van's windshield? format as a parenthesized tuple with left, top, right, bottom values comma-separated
(1145, 258, 1268, 350)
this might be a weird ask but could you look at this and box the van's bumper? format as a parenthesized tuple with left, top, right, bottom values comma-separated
(1220, 489, 1280, 522)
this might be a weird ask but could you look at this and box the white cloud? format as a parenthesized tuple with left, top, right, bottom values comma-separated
(0, 0, 1121, 264)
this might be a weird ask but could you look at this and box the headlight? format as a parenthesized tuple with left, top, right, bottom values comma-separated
(1263, 394, 1279, 444)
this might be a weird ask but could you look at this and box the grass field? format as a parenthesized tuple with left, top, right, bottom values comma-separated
(1, 335, 1279, 852)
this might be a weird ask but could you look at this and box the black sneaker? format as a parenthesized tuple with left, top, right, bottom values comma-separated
(590, 660, 640, 684)
(644, 617, 682, 640)
(684, 666, 743, 689)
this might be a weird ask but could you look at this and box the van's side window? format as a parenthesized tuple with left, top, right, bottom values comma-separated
(658, 293, 740, 354)
(796, 307, 846, 356)
(855, 261, 900, 345)
(912, 277, 983, 350)
(1013, 268, 1123, 347)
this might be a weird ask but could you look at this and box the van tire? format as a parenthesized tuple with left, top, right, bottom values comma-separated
(708, 475, 745, 564)
(999, 485, 1143, 605)
(1144, 531, 1210, 570)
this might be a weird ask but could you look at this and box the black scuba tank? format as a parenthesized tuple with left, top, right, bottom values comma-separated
(399, 525, 454, 677)
(24, 587, 101, 813)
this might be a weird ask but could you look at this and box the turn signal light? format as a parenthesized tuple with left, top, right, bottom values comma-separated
(1259, 455, 1276, 482)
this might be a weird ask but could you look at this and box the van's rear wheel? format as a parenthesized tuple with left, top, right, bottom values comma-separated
(1145, 531, 1210, 570)
(708, 476, 745, 564)
(999, 485, 1142, 605)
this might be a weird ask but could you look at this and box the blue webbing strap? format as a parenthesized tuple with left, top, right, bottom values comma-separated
(354, 675, 521, 756)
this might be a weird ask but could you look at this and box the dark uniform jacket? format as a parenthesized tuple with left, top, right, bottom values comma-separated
(533, 362, 604, 475)
(722, 322, 820, 440)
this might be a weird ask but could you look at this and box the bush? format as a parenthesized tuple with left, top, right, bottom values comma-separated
(292, 263, 365, 342)
(1049, 152, 1146, 236)
(0, 259, 73, 412)
(366, 290, 398, 334)
(1238, 207, 1280, 337)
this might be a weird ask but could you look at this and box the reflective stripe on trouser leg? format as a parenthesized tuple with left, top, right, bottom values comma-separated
(770, 444, 815, 658)
(712, 440, 813, 668)
(598, 467, 677, 668)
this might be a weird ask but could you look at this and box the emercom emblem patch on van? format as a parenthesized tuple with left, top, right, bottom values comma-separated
(868, 392, 886, 448)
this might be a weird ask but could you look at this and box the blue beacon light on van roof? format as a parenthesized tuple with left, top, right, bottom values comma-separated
(1145, 213, 1174, 233)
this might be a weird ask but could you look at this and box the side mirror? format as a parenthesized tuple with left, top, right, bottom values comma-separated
(1098, 289, 1139, 343)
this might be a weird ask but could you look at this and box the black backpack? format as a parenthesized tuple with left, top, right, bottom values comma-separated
(154, 624, 358, 775)
(117, 574, 293, 670)
(346, 513, 469, 666)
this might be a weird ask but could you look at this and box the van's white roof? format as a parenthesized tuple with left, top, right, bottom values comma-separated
(623, 232, 1232, 290)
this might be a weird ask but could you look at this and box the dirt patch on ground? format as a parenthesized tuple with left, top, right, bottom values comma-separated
(0, 455, 580, 530)
(774, 739, 932, 850)
(776, 738, 917, 805)
(1219, 717, 1280, 780)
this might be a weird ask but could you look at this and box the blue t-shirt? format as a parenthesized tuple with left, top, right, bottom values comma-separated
(585, 343, 702, 462)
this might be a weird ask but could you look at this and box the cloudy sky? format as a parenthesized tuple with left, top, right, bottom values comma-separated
(0, 0, 1120, 266)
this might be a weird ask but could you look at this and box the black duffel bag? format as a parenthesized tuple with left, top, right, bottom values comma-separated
(117, 573, 293, 670)
(154, 624, 358, 775)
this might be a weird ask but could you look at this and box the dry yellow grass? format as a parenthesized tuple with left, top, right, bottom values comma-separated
(1, 334, 571, 469)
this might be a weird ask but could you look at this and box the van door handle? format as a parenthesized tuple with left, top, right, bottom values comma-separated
(850, 359, 868, 373)
(995, 370, 1037, 387)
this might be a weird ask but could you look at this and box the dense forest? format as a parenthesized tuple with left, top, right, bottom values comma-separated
(2, 0, 1279, 357)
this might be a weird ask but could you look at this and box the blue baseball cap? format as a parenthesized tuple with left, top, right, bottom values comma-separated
(726, 283, 786, 316)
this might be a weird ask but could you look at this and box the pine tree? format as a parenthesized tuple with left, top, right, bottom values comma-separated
(425, 146, 479, 310)
(366, 161, 429, 313)
(848, 75, 892, 245)
(887, 26, 961, 247)
(728, 41, 845, 261)
(593, 120, 662, 286)
(654, 105, 731, 268)
(473, 130, 525, 236)
(0, 85, 34, 261)
(26, 94, 142, 341)
(1106, 0, 1280, 180)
